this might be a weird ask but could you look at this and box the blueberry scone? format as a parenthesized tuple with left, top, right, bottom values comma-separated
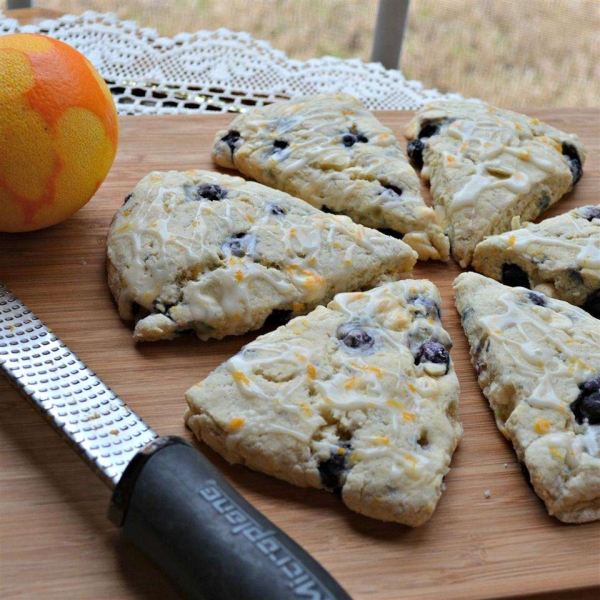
(107, 170, 417, 341)
(212, 93, 450, 262)
(185, 280, 462, 526)
(472, 205, 600, 318)
(405, 100, 586, 267)
(454, 272, 600, 523)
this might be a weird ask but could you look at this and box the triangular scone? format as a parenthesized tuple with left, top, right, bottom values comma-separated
(107, 170, 417, 341)
(454, 273, 600, 523)
(405, 100, 586, 267)
(186, 280, 462, 526)
(212, 93, 450, 262)
(473, 205, 600, 317)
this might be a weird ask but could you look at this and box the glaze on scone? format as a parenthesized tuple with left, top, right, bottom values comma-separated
(405, 100, 586, 267)
(454, 272, 600, 523)
(473, 205, 600, 317)
(212, 93, 450, 261)
(106, 170, 417, 341)
(185, 280, 462, 526)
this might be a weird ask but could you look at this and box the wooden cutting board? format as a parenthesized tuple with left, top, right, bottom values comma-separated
(1, 110, 598, 600)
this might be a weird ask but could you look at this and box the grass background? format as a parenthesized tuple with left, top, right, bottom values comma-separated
(36, 0, 600, 107)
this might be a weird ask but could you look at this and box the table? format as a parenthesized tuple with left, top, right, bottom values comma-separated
(0, 110, 599, 599)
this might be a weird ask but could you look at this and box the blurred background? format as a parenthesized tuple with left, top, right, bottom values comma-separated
(10, 0, 600, 107)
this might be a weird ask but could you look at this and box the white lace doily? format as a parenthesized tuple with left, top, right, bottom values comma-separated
(0, 10, 459, 115)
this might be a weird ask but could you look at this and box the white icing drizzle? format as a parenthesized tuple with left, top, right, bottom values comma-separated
(221, 282, 453, 471)
(495, 216, 600, 269)
(239, 95, 422, 213)
(440, 116, 565, 215)
(478, 289, 599, 458)
(109, 171, 397, 329)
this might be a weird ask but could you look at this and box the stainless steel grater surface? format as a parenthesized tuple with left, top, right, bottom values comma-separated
(0, 282, 158, 488)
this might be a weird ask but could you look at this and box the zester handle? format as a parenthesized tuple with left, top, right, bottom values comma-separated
(109, 436, 352, 600)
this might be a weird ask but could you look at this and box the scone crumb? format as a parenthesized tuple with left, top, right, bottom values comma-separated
(503, 463, 508, 469)
(484, 490, 491, 499)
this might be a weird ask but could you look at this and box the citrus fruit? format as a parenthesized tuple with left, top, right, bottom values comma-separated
(0, 33, 118, 232)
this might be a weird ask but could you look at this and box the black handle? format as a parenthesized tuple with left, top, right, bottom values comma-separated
(109, 437, 352, 600)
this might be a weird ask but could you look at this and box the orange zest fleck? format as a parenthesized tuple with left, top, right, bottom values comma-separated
(534, 418, 551, 434)
(229, 417, 245, 431)
(232, 371, 250, 385)
(344, 376, 357, 390)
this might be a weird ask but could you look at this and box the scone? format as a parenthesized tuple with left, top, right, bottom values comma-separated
(185, 280, 462, 526)
(472, 205, 600, 317)
(454, 272, 600, 523)
(212, 93, 450, 262)
(106, 170, 417, 341)
(405, 100, 586, 267)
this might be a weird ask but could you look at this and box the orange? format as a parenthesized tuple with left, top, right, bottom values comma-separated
(0, 33, 118, 232)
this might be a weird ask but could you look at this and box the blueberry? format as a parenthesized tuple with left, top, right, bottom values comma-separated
(407, 138, 425, 168)
(537, 193, 551, 211)
(570, 376, 600, 425)
(582, 289, 600, 319)
(267, 204, 286, 216)
(408, 120, 449, 168)
(378, 228, 404, 240)
(318, 442, 351, 491)
(568, 269, 584, 284)
(562, 142, 583, 186)
(223, 232, 250, 257)
(336, 324, 375, 351)
(195, 184, 227, 202)
(382, 184, 403, 198)
(415, 341, 450, 372)
(341, 132, 368, 147)
(580, 206, 600, 222)
(123, 193, 133, 206)
(418, 122, 442, 139)
(526, 291, 546, 307)
(273, 139, 288, 151)
(221, 130, 242, 153)
(408, 295, 441, 319)
(501, 263, 530, 288)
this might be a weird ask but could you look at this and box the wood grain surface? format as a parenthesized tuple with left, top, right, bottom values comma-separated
(1, 110, 599, 600)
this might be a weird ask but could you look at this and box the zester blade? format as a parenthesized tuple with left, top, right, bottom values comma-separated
(0, 282, 158, 488)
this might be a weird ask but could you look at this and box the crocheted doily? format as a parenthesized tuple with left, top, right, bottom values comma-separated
(0, 10, 459, 115)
